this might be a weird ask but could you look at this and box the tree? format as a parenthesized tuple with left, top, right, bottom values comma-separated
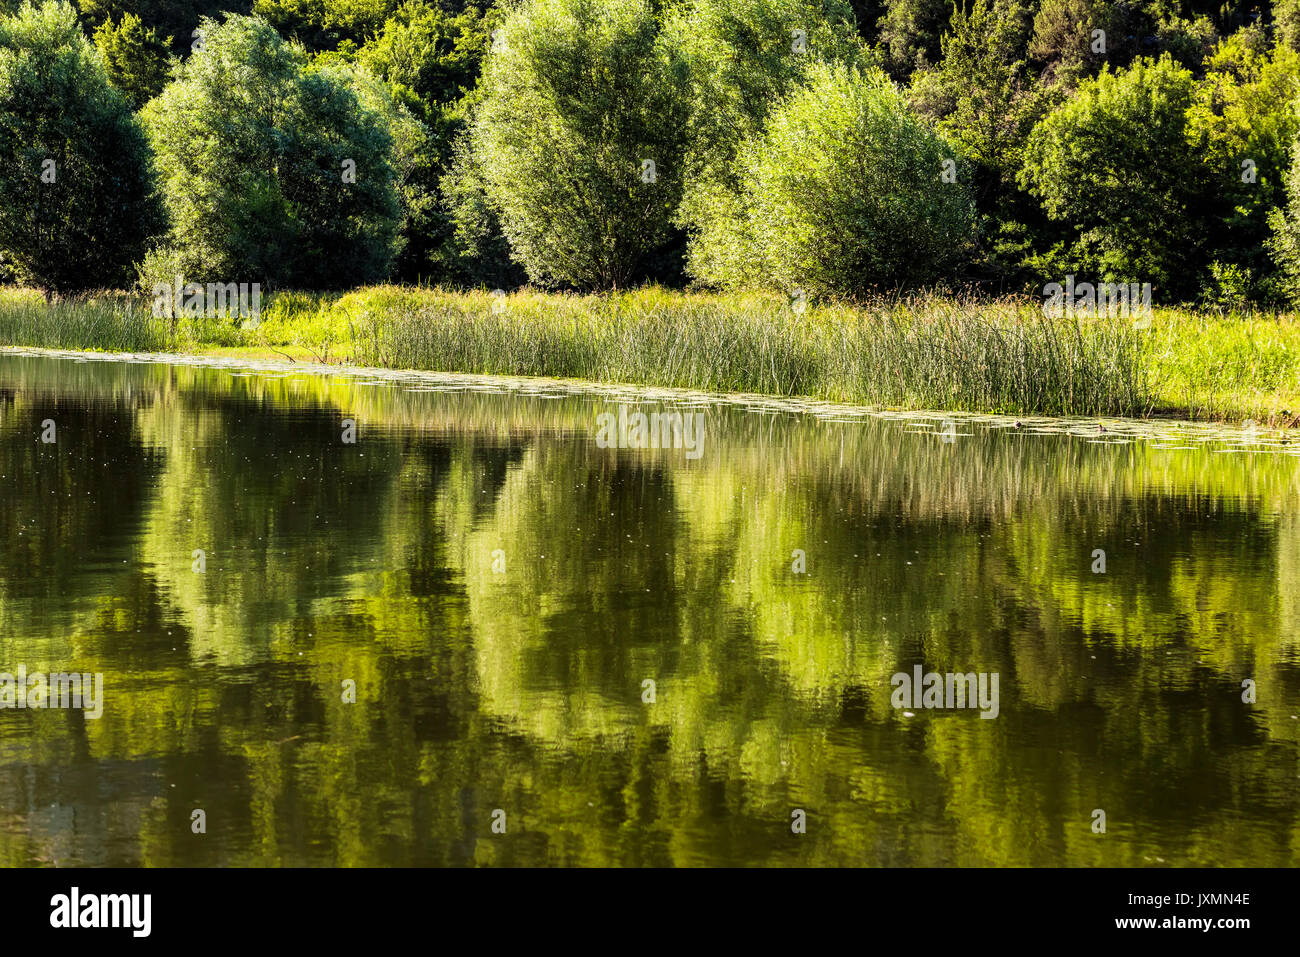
(714, 61, 976, 296)
(1267, 145, 1300, 305)
(334, 61, 442, 283)
(439, 131, 527, 288)
(1020, 55, 1209, 296)
(92, 12, 172, 108)
(467, 0, 690, 289)
(666, 0, 865, 178)
(1276, 0, 1300, 52)
(876, 0, 955, 77)
(140, 14, 401, 289)
(1028, 0, 1114, 88)
(663, 0, 866, 287)
(1186, 25, 1300, 285)
(355, 0, 495, 126)
(76, 1, 251, 56)
(909, 0, 1040, 184)
(347, 0, 500, 281)
(908, 0, 1050, 289)
(0, 1, 160, 294)
(250, 0, 401, 52)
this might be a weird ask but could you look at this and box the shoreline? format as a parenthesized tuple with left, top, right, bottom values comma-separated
(4, 285, 1298, 428)
(3, 342, 1292, 438)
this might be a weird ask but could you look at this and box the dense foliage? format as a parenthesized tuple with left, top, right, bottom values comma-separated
(0, 1, 160, 293)
(711, 61, 976, 294)
(0, 0, 1298, 303)
(139, 14, 401, 289)
(467, 0, 689, 288)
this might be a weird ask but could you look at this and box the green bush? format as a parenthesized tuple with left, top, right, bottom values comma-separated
(467, 0, 690, 289)
(699, 61, 976, 296)
(1021, 54, 1209, 297)
(140, 14, 402, 290)
(0, 1, 161, 294)
(664, 0, 865, 286)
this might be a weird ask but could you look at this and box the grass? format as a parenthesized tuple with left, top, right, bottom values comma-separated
(0, 287, 170, 352)
(2, 284, 1298, 423)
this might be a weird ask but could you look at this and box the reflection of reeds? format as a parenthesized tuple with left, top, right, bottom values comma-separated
(5, 351, 1294, 528)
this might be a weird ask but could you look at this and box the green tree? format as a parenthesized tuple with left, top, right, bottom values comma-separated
(77, 1, 251, 56)
(663, 0, 866, 288)
(355, 0, 495, 125)
(1152, 13, 1217, 71)
(1276, 0, 1300, 52)
(1186, 25, 1300, 286)
(908, 0, 1051, 288)
(92, 11, 172, 108)
(250, 0, 400, 52)
(1028, 0, 1113, 88)
(348, 0, 500, 281)
(439, 132, 526, 288)
(876, 0, 954, 76)
(140, 14, 401, 290)
(909, 0, 1040, 184)
(1267, 145, 1300, 305)
(1021, 54, 1209, 295)
(0, 1, 160, 294)
(718, 61, 977, 295)
(467, 0, 690, 289)
(335, 62, 441, 282)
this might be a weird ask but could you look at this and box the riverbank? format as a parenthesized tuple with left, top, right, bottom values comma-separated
(2, 285, 1297, 425)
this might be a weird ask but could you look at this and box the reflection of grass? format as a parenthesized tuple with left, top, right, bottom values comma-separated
(4, 285, 1300, 422)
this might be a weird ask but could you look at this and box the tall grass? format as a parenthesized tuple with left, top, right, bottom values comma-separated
(0, 288, 170, 352)
(1144, 310, 1300, 422)
(6, 283, 1299, 421)
(343, 287, 1152, 415)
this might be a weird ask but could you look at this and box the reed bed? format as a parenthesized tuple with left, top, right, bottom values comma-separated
(3, 283, 1297, 421)
(342, 287, 1152, 415)
(0, 288, 169, 352)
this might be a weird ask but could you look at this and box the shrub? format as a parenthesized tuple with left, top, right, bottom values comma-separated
(701, 61, 976, 296)
(140, 14, 401, 289)
(468, 0, 690, 289)
(0, 1, 161, 294)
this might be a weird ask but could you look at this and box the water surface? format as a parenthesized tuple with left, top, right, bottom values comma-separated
(1, 351, 1298, 866)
